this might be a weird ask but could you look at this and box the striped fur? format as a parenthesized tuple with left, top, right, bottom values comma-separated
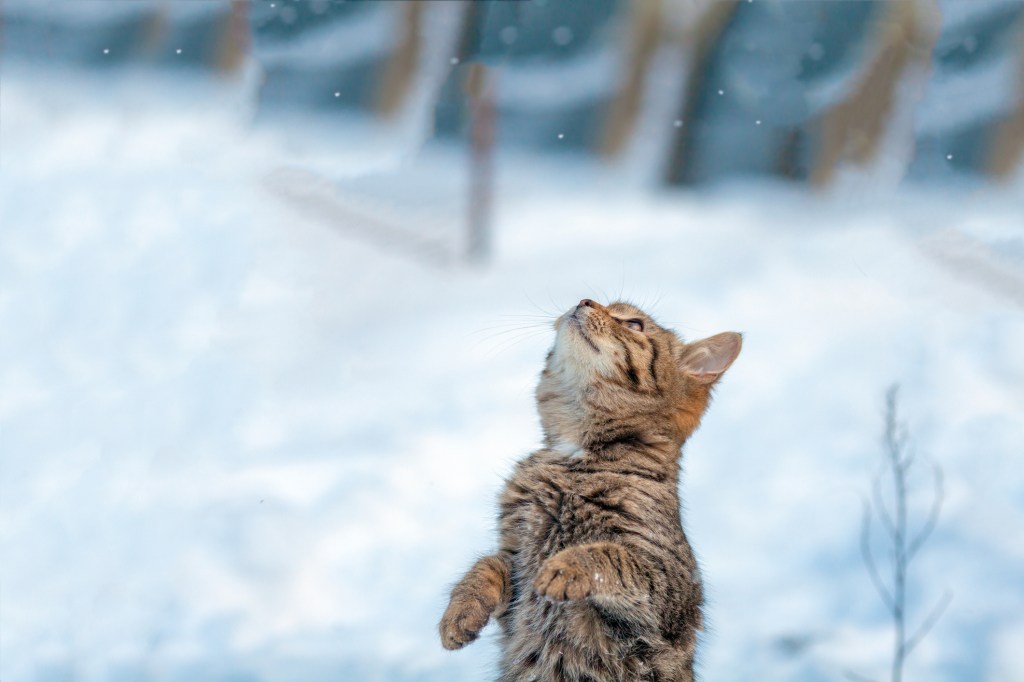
(441, 300, 741, 681)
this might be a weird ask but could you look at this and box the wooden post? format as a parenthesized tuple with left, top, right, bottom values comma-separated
(464, 63, 495, 264)
(215, 0, 250, 76)
(140, 2, 170, 58)
(377, 1, 425, 118)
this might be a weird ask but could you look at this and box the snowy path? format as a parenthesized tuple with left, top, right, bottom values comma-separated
(2, 66, 1023, 682)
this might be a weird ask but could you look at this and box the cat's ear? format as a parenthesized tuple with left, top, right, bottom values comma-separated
(678, 332, 742, 384)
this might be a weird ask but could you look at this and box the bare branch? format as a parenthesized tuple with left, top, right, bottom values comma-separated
(905, 590, 953, 655)
(900, 442, 916, 474)
(871, 471, 897, 541)
(883, 385, 911, 470)
(853, 385, 950, 682)
(860, 500, 895, 613)
(908, 462, 945, 562)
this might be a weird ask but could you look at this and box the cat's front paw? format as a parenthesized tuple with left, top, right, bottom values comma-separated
(534, 552, 598, 602)
(439, 596, 493, 650)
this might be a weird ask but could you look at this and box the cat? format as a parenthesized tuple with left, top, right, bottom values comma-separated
(439, 298, 742, 681)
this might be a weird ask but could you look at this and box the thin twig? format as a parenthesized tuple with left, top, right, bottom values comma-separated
(872, 471, 897, 541)
(859, 384, 949, 682)
(900, 443, 916, 474)
(844, 671, 879, 682)
(908, 463, 944, 562)
(905, 590, 953, 655)
(860, 500, 895, 613)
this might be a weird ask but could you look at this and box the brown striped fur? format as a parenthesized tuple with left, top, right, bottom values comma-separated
(440, 299, 741, 681)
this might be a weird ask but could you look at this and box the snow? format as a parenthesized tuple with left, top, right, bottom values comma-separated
(493, 46, 620, 110)
(2, 65, 1023, 682)
(916, 50, 1023, 136)
(254, 4, 394, 67)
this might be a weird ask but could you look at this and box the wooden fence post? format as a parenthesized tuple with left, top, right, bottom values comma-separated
(464, 62, 495, 264)
(377, 1, 425, 118)
(216, 0, 250, 76)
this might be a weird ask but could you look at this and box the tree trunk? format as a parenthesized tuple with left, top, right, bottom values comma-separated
(810, 0, 941, 187)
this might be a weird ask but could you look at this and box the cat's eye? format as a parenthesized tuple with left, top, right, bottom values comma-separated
(624, 319, 644, 332)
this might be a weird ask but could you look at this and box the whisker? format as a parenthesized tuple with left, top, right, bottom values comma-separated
(471, 326, 550, 342)
(545, 291, 564, 316)
(523, 292, 562, 319)
(483, 329, 551, 358)
(494, 314, 557, 322)
(649, 291, 664, 313)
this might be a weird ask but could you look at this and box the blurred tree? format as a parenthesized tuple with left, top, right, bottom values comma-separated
(665, 0, 880, 185)
(464, 62, 496, 263)
(433, 0, 620, 148)
(987, 18, 1024, 178)
(215, 0, 250, 76)
(600, 0, 664, 158)
(376, 0, 424, 118)
(139, 2, 170, 58)
(811, 0, 941, 186)
(661, 0, 739, 183)
(908, 0, 1024, 180)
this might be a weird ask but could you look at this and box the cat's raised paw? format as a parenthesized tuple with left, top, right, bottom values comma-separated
(534, 555, 596, 602)
(439, 596, 492, 650)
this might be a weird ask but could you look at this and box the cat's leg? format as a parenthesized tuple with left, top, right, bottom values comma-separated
(534, 542, 652, 602)
(439, 552, 513, 650)
(533, 542, 674, 630)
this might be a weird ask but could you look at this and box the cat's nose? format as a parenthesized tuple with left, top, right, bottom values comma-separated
(578, 299, 598, 310)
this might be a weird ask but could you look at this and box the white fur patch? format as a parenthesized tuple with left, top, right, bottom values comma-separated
(553, 317, 618, 386)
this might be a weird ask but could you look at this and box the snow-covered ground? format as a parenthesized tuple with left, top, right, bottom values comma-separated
(2, 65, 1023, 682)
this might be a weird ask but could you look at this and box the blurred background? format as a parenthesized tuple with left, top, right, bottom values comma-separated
(1, 1, 1023, 680)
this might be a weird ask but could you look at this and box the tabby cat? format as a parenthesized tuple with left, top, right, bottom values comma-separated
(439, 299, 742, 681)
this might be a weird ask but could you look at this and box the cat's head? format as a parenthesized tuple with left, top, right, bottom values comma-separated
(537, 299, 741, 450)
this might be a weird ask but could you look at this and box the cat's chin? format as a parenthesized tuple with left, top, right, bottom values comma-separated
(551, 334, 609, 389)
(556, 310, 610, 353)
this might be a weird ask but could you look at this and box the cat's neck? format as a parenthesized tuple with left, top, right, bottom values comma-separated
(548, 428, 683, 479)
(540, 379, 688, 474)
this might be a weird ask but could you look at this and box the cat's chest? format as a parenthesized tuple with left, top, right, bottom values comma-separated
(499, 457, 652, 560)
(500, 462, 575, 549)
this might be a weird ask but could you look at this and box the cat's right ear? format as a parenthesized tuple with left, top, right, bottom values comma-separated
(677, 332, 742, 384)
